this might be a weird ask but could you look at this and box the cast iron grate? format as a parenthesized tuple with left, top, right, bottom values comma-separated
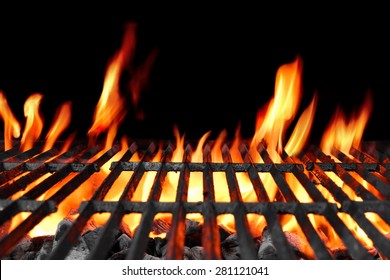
(0, 140, 390, 260)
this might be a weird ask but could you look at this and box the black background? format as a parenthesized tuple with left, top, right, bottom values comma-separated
(0, 8, 389, 145)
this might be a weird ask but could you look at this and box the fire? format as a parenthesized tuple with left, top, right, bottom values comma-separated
(2, 24, 390, 259)
(87, 23, 136, 149)
(321, 92, 373, 156)
(43, 101, 72, 152)
(20, 93, 44, 151)
(0, 91, 21, 150)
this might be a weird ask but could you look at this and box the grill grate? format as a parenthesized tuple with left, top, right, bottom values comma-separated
(1, 140, 390, 260)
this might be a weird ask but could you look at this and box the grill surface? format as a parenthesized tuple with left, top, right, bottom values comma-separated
(1, 140, 390, 260)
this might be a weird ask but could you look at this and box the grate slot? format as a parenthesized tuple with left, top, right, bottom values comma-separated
(311, 146, 378, 201)
(88, 143, 157, 260)
(125, 144, 174, 260)
(342, 201, 390, 259)
(48, 143, 138, 259)
(221, 144, 258, 260)
(332, 148, 390, 199)
(201, 144, 222, 259)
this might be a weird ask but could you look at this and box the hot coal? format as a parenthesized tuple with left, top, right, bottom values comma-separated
(3, 217, 388, 260)
(258, 227, 311, 260)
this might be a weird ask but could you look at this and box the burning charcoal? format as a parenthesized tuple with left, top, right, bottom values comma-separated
(190, 246, 205, 260)
(0, 220, 11, 239)
(108, 249, 128, 260)
(331, 248, 352, 260)
(114, 233, 132, 251)
(284, 231, 310, 259)
(258, 228, 277, 260)
(143, 253, 161, 260)
(258, 228, 311, 260)
(119, 221, 132, 238)
(82, 227, 104, 251)
(219, 226, 232, 241)
(54, 219, 73, 242)
(6, 236, 32, 260)
(183, 246, 192, 260)
(36, 236, 54, 260)
(185, 219, 202, 247)
(153, 237, 167, 257)
(61, 236, 90, 260)
(7, 235, 52, 260)
(221, 234, 241, 260)
(152, 218, 171, 235)
(20, 251, 38, 260)
(50, 220, 91, 259)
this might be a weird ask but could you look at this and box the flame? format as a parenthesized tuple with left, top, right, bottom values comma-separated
(321, 92, 373, 156)
(251, 56, 303, 156)
(88, 23, 137, 148)
(128, 48, 159, 120)
(313, 92, 379, 251)
(4, 22, 386, 258)
(0, 91, 21, 150)
(43, 101, 72, 151)
(20, 93, 44, 151)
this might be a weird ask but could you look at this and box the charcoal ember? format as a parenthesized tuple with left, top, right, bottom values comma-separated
(108, 249, 128, 260)
(219, 226, 232, 241)
(152, 237, 167, 257)
(185, 219, 202, 247)
(82, 227, 104, 251)
(20, 251, 38, 260)
(183, 246, 192, 260)
(258, 228, 311, 260)
(151, 219, 171, 235)
(6, 236, 32, 260)
(62, 236, 90, 260)
(258, 228, 277, 260)
(113, 234, 132, 252)
(190, 246, 205, 260)
(284, 231, 310, 259)
(51, 220, 90, 260)
(331, 248, 352, 260)
(143, 253, 161, 260)
(36, 236, 55, 260)
(221, 234, 240, 260)
(6, 235, 53, 260)
(0, 220, 10, 239)
(119, 222, 132, 238)
(54, 219, 73, 242)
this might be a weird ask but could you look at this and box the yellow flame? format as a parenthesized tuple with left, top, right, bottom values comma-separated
(20, 93, 43, 151)
(88, 23, 137, 148)
(251, 56, 303, 156)
(43, 101, 72, 151)
(0, 91, 21, 150)
(321, 92, 373, 156)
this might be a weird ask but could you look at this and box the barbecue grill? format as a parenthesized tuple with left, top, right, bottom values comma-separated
(1, 139, 389, 260)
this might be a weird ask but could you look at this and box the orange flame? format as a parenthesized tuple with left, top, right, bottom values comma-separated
(129, 48, 159, 120)
(0, 91, 21, 150)
(43, 101, 72, 152)
(321, 92, 373, 156)
(20, 93, 44, 151)
(4, 20, 385, 258)
(88, 23, 137, 148)
(251, 56, 303, 156)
